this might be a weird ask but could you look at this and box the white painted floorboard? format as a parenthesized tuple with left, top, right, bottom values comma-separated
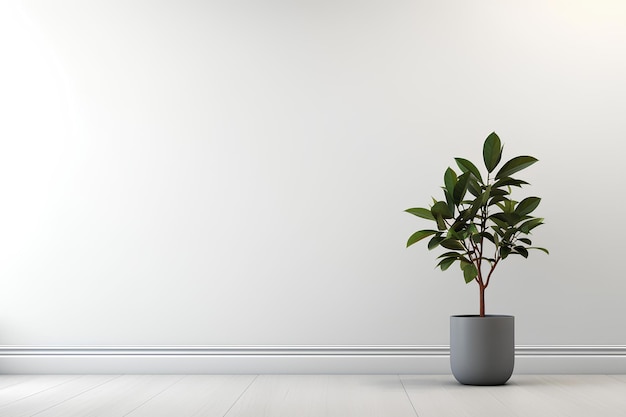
(0, 375, 117, 417)
(26, 375, 181, 417)
(0, 374, 625, 417)
(225, 375, 417, 417)
(0, 375, 78, 408)
(400, 375, 626, 417)
(123, 375, 255, 417)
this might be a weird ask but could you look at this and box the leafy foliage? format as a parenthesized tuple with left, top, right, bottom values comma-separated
(405, 132, 548, 316)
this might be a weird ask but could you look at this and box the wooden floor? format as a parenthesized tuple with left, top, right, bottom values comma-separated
(0, 374, 625, 417)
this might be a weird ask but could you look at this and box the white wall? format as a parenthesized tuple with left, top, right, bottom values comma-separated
(1, 0, 625, 351)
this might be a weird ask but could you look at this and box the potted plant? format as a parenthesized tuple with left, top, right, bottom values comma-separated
(405, 132, 548, 385)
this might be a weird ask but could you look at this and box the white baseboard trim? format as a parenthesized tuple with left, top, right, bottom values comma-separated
(1, 345, 625, 374)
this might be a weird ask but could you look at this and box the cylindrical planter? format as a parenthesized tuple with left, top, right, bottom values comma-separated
(450, 315, 514, 386)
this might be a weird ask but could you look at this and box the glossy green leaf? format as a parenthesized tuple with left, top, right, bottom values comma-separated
(515, 197, 541, 217)
(440, 239, 465, 250)
(453, 172, 470, 204)
(444, 167, 457, 197)
(407, 230, 439, 247)
(446, 228, 461, 239)
(463, 263, 478, 283)
(500, 245, 511, 259)
(478, 184, 492, 207)
(519, 218, 544, 233)
(431, 201, 453, 219)
(503, 228, 517, 242)
(490, 212, 509, 225)
(514, 246, 529, 258)
(437, 251, 462, 259)
(458, 208, 471, 221)
(490, 217, 508, 230)
(518, 238, 532, 245)
(435, 215, 447, 231)
(483, 132, 502, 173)
(490, 189, 510, 197)
(444, 190, 455, 217)
(455, 158, 484, 184)
(437, 257, 457, 271)
(428, 235, 445, 250)
(493, 177, 529, 188)
(405, 207, 435, 220)
(488, 195, 509, 206)
(494, 156, 538, 179)
(467, 177, 482, 197)
(466, 196, 483, 220)
(529, 246, 550, 255)
(480, 232, 495, 244)
(506, 200, 517, 213)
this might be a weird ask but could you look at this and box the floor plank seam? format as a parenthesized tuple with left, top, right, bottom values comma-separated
(398, 375, 420, 417)
(486, 384, 525, 417)
(28, 374, 123, 417)
(221, 375, 259, 417)
(122, 375, 188, 417)
(0, 375, 82, 410)
(0, 376, 44, 393)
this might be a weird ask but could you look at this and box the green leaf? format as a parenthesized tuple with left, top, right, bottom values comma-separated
(529, 246, 550, 255)
(447, 227, 469, 240)
(458, 208, 471, 221)
(490, 189, 510, 197)
(467, 177, 482, 197)
(488, 195, 509, 206)
(518, 238, 532, 245)
(431, 201, 453, 219)
(453, 172, 470, 205)
(490, 216, 508, 230)
(493, 177, 529, 188)
(503, 228, 517, 242)
(477, 184, 492, 208)
(444, 167, 457, 197)
(500, 245, 511, 259)
(480, 232, 495, 244)
(504, 199, 516, 213)
(490, 212, 520, 226)
(405, 207, 435, 220)
(435, 215, 447, 231)
(437, 251, 462, 259)
(428, 235, 445, 250)
(519, 218, 544, 233)
(514, 246, 529, 258)
(483, 132, 502, 173)
(463, 263, 478, 283)
(465, 196, 483, 220)
(444, 190, 456, 217)
(515, 197, 541, 217)
(455, 157, 484, 184)
(440, 239, 465, 250)
(407, 230, 438, 247)
(495, 156, 538, 179)
(437, 257, 457, 271)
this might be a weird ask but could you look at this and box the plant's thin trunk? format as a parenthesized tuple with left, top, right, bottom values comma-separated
(479, 285, 485, 317)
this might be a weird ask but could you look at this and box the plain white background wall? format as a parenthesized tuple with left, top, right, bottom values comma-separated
(1, 0, 625, 347)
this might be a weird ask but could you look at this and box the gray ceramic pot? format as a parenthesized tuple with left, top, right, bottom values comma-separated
(450, 315, 514, 385)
